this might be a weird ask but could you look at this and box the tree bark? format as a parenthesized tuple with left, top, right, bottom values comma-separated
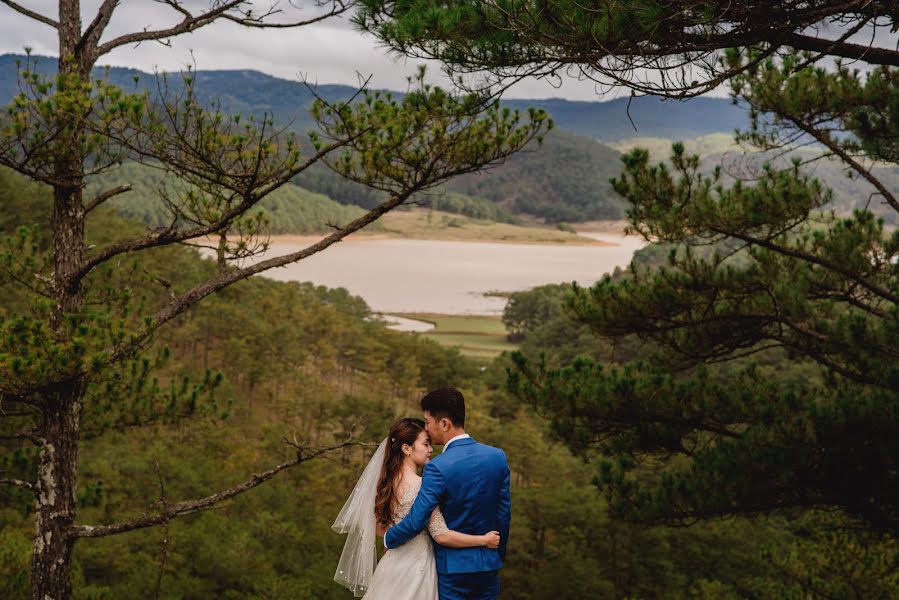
(31, 383, 84, 600)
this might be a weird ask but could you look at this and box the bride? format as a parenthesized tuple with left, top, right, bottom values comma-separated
(333, 417, 500, 598)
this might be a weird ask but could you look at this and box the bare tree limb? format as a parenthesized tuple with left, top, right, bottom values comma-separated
(0, 1, 58, 28)
(77, 0, 120, 57)
(105, 181, 420, 365)
(786, 32, 899, 67)
(93, 0, 353, 57)
(71, 439, 363, 538)
(0, 478, 35, 491)
(84, 185, 133, 214)
(95, 1, 246, 57)
(220, 1, 354, 29)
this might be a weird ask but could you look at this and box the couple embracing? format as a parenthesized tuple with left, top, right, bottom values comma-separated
(333, 388, 511, 599)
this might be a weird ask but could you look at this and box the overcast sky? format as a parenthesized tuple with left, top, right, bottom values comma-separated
(0, 0, 715, 100)
(0, 2, 892, 101)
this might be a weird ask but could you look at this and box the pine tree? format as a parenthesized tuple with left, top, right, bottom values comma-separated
(0, 3, 550, 597)
(357, 0, 899, 534)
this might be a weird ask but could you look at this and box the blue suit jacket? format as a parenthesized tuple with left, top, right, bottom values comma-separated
(384, 437, 511, 574)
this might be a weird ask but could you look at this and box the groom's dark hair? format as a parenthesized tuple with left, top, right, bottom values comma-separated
(421, 387, 465, 427)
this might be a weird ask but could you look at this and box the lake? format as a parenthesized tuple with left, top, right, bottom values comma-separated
(229, 232, 644, 315)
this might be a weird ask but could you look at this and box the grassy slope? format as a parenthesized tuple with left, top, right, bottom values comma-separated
(392, 313, 518, 359)
(607, 133, 739, 158)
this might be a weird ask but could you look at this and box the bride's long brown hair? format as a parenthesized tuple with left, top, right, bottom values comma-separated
(375, 418, 425, 526)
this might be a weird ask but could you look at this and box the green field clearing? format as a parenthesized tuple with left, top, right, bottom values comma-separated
(607, 133, 739, 159)
(392, 313, 518, 359)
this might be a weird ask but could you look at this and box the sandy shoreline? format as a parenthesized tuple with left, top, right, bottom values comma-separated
(192, 219, 633, 248)
(261, 227, 628, 247)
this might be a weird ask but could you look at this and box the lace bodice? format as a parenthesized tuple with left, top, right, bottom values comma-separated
(393, 475, 449, 538)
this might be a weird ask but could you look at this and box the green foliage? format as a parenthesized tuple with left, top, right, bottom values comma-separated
(502, 283, 569, 340)
(4, 175, 896, 597)
(0, 176, 483, 596)
(0, 523, 30, 597)
(311, 69, 551, 196)
(508, 54, 899, 536)
(354, 1, 889, 98)
(757, 524, 899, 599)
(1, 39, 553, 597)
(0, 54, 550, 420)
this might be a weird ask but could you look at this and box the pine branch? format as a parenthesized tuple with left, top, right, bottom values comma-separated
(0, 1, 58, 28)
(105, 182, 421, 365)
(71, 440, 362, 539)
(786, 115, 899, 214)
(95, 1, 246, 56)
(717, 227, 899, 305)
(786, 31, 899, 67)
(0, 478, 35, 491)
(84, 185, 132, 214)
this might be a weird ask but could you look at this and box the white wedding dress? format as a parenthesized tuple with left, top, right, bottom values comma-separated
(363, 475, 449, 600)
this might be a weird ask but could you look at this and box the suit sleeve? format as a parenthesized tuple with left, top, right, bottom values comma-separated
(385, 461, 446, 549)
(496, 451, 511, 561)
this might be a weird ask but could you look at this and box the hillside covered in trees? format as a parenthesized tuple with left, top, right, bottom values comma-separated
(5, 165, 897, 598)
(2, 1, 898, 594)
(4, 167, 896, 598)
(0, 54, 735, 225)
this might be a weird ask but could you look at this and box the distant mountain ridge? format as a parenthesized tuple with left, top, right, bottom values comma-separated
(3, 54, 888, 227)
(0, 54, 748, 141)
(12, 54, 824, 227)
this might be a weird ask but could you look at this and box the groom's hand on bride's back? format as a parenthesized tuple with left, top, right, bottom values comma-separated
(482, 530, 501, 549)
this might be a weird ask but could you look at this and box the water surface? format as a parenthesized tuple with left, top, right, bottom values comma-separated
(235, 233, 644, 315)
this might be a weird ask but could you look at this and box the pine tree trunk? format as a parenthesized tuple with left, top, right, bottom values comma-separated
(33, 181, 87, 597)
(31, 164, 88, 598)
(31, 4, 90, 596)
(31, 385, 84, 600)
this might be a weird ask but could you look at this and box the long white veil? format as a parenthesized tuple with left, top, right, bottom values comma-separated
(332, 438, 388, 597)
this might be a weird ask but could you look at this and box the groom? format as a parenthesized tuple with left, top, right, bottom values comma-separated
(385, 387, 511, 599)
